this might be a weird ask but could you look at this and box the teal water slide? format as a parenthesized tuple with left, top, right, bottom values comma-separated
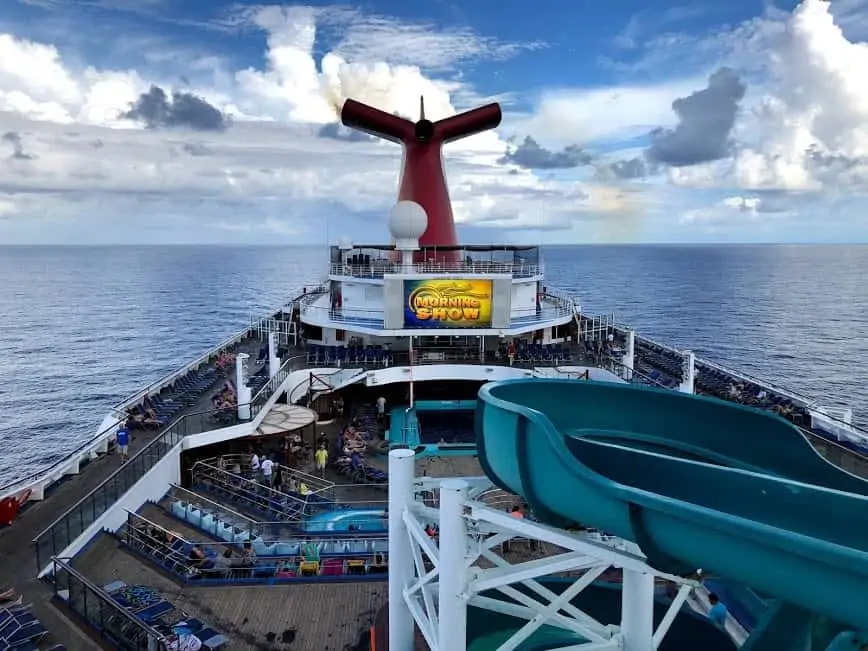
(475, 379, 868, 637)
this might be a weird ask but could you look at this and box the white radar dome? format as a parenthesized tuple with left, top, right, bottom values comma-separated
(388, 201, 428, 243)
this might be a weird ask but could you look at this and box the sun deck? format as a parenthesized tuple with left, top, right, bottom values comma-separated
(2, 302, 867, 648)
(66, 533, 386, 651)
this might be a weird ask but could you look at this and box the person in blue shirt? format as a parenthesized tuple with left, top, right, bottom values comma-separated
(116, 424, 130, 463)
(707, 593, 728, 628)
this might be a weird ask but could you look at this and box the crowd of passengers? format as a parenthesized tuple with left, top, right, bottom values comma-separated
(212, 396, 379, 487)
(210, 382, 238, 412)
(132, 518, 388, 581)
(123, 350, 239, 432)
(132, 522, 259, 579)
(600, 330, 809, 426)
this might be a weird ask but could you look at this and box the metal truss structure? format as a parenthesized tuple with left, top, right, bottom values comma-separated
(387, 449, 699, 651)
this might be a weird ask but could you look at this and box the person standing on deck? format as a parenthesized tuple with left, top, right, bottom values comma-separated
(376, 396, 387, 422)
(261, 456, 274, 486)
(707, 593, 728, 629)
(314, 444, 329, 478)
(116, 424, 130, 464)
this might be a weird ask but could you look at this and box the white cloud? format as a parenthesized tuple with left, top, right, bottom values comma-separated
(728, 0, 868, 192)
(602, 0, 868, 203)
(3, 0, 867, 244)
(1, 5, 640, 244)
(507, 76, 706, 146)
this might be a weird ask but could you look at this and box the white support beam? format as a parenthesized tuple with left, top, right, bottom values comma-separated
(496, 584, 612, 642)
(405, 590, 437, 650)
(404, 509, 441, 567)
(469, 503, 652, 573)
(407, 531, 439, 634)
(390, 473, 703, 651)
(470, 502, 700, 587)
(497, 566, 608, 651)
(388, 449, 416, 651)
(471, 552, 604, 593)
(438, 479, 469, 651)
(468, 595, 602, 638)
(621, 570, 655, 651)
(479, 549, 611, 639)
(653, 584, 693, 649)
(415, 476, 492, 493)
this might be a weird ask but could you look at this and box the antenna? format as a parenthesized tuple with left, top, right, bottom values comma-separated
(419, 96, 425, 121)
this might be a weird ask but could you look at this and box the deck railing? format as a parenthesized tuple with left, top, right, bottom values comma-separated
(33, 406, 255, 571)
(300, 298, 577, 329)
(0, 355, 304, 504)
(32, 354, 302, 572)
(0, 416, 124, 499)
(110, 324, 254, 415)
(51, 557, 168, 648)
(329, 260, 543, 279)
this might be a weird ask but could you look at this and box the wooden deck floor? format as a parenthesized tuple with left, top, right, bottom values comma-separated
(74, 533, 386, 651)
(0, 335, 277, 650)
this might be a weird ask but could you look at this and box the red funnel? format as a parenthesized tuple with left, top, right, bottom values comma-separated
(341, 98, 502, 261)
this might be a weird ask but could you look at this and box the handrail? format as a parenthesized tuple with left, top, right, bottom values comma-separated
(110, 325, 252, 414)
(4, 353, 308, 501)
(191, 462, 308, 516)
(2, 333, 252, 498)
(622, 363, 671, 389)
(328, 261, 543, 278)
(602, 316, 866, 435)
(114, 288, 314, 414)
(32, 399, 270, 571)
(250, 354, 306, 406)
(169, 484, 258, 526)
(693, 358, 868, 438)
(798, 426, 868, 464)
(693, 355, 820, 408)
(193, 455, 336, 497)
(52, 557, 168, 643)
(34, 406, 221, 538)
(0, 416, 122, 496)
(125, 511, 200, 576)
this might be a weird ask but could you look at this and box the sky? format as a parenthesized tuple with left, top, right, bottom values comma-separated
(1, 0, 868, 244)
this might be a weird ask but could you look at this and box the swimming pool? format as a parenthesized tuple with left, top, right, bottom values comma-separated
(387, 400, 478, 455)
(304, 508, 388, 533)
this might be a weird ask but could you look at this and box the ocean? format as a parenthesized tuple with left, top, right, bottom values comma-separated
(0, 244, 865, 486)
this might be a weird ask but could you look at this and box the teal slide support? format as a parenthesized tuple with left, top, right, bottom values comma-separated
(476, 379, 868, 631)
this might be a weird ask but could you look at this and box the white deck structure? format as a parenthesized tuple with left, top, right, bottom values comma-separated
(387, 449, 705, 651)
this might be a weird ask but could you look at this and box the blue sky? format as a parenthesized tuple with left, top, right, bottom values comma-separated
(1, 0, 867, 244)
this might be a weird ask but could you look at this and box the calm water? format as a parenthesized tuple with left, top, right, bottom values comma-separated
(0, 245, 865, 485)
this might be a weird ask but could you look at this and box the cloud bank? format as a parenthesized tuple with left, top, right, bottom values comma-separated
(0, 0, 866, 243)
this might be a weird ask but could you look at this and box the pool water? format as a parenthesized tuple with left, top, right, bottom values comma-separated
(304, 508, 388, 533)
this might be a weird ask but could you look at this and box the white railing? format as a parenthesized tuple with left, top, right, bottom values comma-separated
(300, 294, 578, 329)
(693, 356, 821, 409)
(603, 315, 866, 436)
(329, 261, 542, 279)
(300, 303, 386, 327)
(109, 324, 253, 416)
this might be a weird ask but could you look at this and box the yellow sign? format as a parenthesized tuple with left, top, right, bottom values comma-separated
(404, 279, 493, 328)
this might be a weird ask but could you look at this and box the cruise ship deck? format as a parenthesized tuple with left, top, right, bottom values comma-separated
(0, 316, 866, 649)
(3, 95, 868, 651)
